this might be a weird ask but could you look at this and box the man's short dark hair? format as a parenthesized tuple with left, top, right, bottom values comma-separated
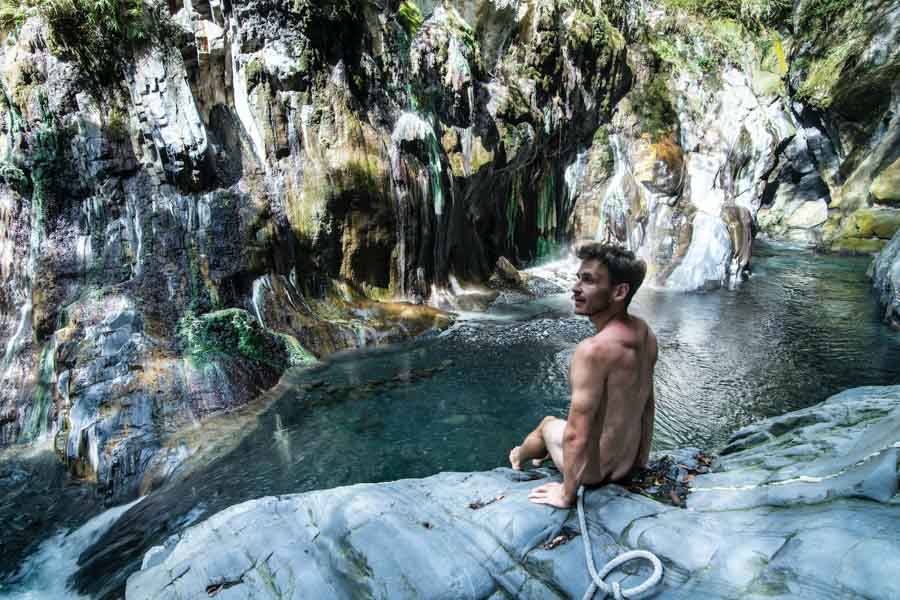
(575, 242, 646, 308)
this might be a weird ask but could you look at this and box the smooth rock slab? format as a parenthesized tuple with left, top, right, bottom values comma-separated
(127, 386, 900, 599)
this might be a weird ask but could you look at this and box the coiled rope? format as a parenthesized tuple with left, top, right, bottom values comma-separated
(576, 486, 664, 600)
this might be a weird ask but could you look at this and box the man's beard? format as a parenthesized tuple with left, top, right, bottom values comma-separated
(575, 290, 613, 316)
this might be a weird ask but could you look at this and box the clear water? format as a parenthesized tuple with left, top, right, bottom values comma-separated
(3, 242, 900, 598)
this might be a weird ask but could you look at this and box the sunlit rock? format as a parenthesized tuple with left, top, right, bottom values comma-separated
(125, 385, 900, 600)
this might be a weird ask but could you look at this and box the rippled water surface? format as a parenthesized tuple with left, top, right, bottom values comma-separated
(3, 242, 900, 597)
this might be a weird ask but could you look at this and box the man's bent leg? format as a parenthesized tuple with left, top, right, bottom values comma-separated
(510, 416, 558, 470)
(542, 418, 565, 472)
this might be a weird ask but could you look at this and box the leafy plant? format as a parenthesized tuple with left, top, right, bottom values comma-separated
(632, 75, 677, 141)
(397, 0, 423, 39)
(659, 0, 790, 30)
(798, 0, 855, 34)
(178, 308, 291, 370)
(0, 0, 174, 88)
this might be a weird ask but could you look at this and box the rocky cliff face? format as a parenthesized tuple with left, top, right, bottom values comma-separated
(0, 0, 897, 496)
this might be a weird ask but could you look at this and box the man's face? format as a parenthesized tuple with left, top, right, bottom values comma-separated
(572, 259, 617, 316)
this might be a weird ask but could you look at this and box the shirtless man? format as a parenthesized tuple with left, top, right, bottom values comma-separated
(509, 243, 657, 509)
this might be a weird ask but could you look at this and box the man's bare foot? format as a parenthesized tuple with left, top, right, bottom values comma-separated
(509, 446, 522, 470)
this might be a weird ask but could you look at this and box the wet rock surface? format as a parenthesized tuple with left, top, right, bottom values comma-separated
(126, 385, 900, 600)
(872, 229, 900, 328)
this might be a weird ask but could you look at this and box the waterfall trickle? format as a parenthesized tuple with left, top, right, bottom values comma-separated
(389, 112, 444, 300)
(665, 212, 733, 291)
(595, 135, 641, 250)
(563, 150, 589, 226)
(251, 275, 272, 328)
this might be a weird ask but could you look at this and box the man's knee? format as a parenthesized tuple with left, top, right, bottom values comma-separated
(539, 415, 558, 429)
(541, 417, 565, 444)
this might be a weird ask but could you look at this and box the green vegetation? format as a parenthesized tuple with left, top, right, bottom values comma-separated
(649, 16, 750, 76)
(566, 5, 624, 54)
(106, 106, 130, 140)
(244, 57, 265, 91)
(291, 0, 354, 22)
(631, 75, 677, 141)
(791, 2, 865, 111)
(178, 308, 295, 370)
(277, 332, 317, 366)
(397, 0, 423, 39)
(795, 33, 863, 109)
(179, 308, 316, 370)
(0, 0, 173, 87)
(592, 125, 614, 172)
(659, 0, 790, 31)
(797, 0, 855, 33)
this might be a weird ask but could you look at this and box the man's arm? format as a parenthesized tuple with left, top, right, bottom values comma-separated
(636, 333, 658, 467)
(636, 386, 655, 467)
(561, 342, 607, 503)
(529, 341, 607, 508)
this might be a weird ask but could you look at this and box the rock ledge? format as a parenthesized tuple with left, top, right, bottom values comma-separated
(126, 385, 900, 600)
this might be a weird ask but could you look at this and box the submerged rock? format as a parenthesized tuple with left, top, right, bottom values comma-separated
(126, 385, 900, 600)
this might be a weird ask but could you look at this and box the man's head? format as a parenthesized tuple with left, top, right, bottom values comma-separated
(572, 242, 646, 316)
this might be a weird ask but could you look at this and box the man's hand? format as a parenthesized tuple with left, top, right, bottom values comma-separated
(528, 482, 575, 508)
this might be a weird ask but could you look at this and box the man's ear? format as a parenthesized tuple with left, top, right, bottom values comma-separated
(613, 283, 630, 303)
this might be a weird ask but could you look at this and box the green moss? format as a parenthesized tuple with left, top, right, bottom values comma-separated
(244, 57, 265, 90)
(444, 5, 482, 72)
(649, 14, 751, 76)
(592, 124, 614, 171)
(631, 75, 677, 142)
(797, 0, 854, 32)
(0, 0, 175, 89)
(658, 0, 790, 30)
(566, 7, 624, 55)
(397, 0, 423, 39)
(106, 106, 129, 141)
(277, 333, 317, 366)
(795, 33, 863, 110)
(178, 308, 290, 370)
(826, 237, 886, 255)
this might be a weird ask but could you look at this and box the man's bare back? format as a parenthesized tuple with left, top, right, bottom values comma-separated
(577, 315, 656, 482)
(509, 244, 656, 508)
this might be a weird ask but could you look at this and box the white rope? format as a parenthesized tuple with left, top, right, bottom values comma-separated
(577, 486, 663, 600)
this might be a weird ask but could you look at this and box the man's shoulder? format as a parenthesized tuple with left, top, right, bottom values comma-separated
(576, 334, 624, 361)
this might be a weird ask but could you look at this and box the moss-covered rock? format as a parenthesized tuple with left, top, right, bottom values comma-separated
(178, 308, 296, 370)
(397, 0, 424, 39)
(839, 208, 900, 240)
(631, 75, 678, 142)
(871, 158, 900, 204)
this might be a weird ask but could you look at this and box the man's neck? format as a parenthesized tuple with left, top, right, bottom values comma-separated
(589, 305, 627, 333)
